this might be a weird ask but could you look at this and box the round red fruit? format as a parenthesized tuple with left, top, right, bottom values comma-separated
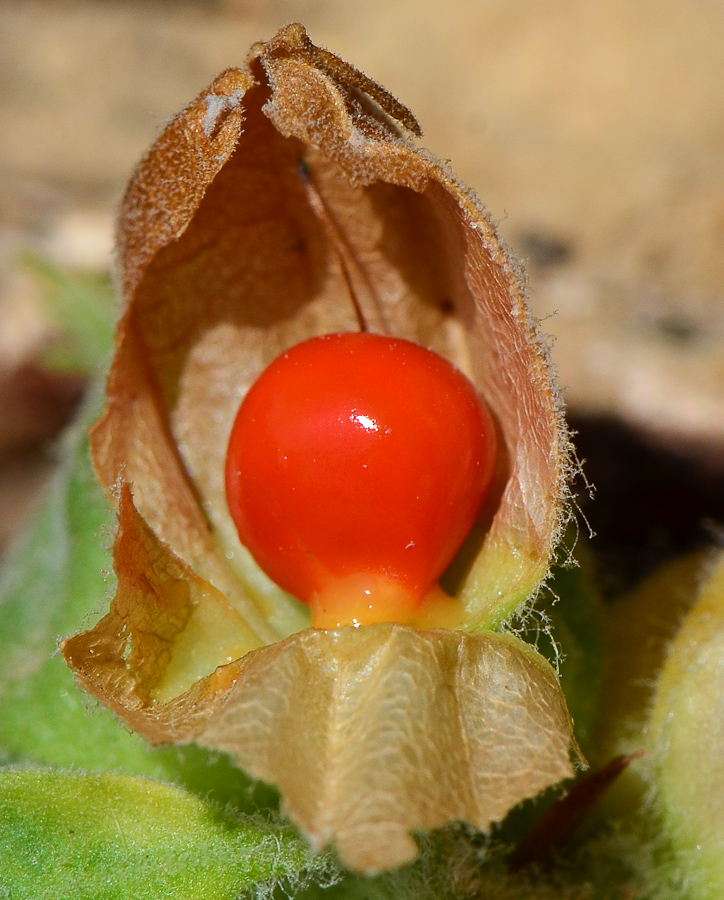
(225, 332, 496, 619)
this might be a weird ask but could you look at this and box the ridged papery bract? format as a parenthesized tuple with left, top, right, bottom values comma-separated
(62, 24, 578, 872)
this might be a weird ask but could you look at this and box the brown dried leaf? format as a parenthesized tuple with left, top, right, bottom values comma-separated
(63, 24, 577, 870)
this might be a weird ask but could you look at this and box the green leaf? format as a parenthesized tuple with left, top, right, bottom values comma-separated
(21, 254, 115, 375)
(0, 768, 314, 900)
(0, 381, 275, 812)
(536, 548, 605, 754)
(648, 551, 724, 900)
(587, 552, 704, 820)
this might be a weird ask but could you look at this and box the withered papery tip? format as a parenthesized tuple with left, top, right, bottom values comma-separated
(261, 23, 423, 138)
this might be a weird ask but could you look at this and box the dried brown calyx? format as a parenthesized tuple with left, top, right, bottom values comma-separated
(61, 24, 578, 873)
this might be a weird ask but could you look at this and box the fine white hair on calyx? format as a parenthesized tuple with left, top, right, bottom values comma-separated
(203, 90, 244, 138)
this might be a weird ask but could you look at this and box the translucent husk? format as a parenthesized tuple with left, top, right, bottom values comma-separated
(61, 24, 578, 872)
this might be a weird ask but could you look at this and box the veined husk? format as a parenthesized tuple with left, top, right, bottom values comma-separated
(62, 24, 578, 872)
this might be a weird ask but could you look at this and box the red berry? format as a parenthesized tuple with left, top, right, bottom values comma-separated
(225, 332, 496, 628)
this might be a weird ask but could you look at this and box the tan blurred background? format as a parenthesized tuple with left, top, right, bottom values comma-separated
(1, 0, 723, 566)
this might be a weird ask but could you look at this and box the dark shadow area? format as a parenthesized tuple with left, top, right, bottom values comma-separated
(571, 415, 724, 596)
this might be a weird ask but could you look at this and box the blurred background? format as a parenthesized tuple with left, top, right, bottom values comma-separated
(1, 0, 723, 587)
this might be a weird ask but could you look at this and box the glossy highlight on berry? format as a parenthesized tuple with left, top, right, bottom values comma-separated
(225, 332, 497, 628)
